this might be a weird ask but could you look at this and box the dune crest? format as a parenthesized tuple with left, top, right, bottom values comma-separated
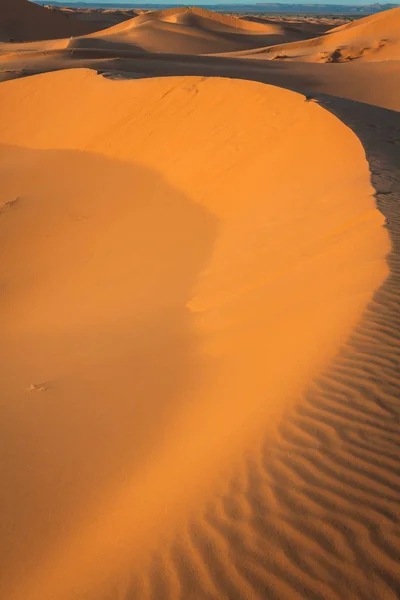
(0, 69, 388, 600)
(135, 6, 272, 31)
(0, 5, 398, 111)
(69, 5, 308, 54)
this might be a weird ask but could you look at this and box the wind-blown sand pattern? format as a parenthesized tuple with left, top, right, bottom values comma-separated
(0, 3, 399, 600)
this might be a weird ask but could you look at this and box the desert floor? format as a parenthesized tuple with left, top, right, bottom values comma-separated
(0, 3, 400, 600)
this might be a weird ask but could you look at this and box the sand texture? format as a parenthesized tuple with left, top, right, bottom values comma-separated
(0, 4, 399, 600)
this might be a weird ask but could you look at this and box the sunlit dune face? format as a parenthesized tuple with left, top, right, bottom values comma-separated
(260, 6, 400, 62)
(0, 71, 388, 600)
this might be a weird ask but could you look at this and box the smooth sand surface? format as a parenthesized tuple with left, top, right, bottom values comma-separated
(1, 7, 399, 111)
(69, 7, 310, 55)
(1, 4, 399, 600)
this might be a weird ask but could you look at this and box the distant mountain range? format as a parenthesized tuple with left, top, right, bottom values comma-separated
(35, 1, 400, 15)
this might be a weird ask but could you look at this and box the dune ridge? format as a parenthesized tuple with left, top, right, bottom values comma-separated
(0, 6, 399, 111)
(132, 7, 273, 31)
(134, 101, 400, 600)
(0, 69, 389, 600)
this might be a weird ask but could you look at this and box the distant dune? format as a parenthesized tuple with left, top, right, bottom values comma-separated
(69, 6, 318, 54)
(248, 6, 400, 61)
(0, 5, 398, 110)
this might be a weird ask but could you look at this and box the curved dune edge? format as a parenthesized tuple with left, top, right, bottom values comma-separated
(0, 70, 389, 600)
(0, 7, 398, 112)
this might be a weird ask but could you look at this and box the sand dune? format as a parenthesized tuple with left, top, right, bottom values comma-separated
(68, 7, 312, 54)
(248, 6, 400, 62)
(1, 48, 398, 111)
(138, 7, 271, 30)
(0, 0, 100, 42)
(1, 3, 400, 600)
(0, 69, 389, 600)
(0, 6, 399, 111)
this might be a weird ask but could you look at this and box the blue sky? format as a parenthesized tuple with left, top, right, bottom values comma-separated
(44, 0, 385, 4)
(46, 0, 386, 4)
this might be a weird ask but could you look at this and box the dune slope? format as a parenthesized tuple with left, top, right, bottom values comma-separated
(0, 0, 101, 42)
(70, 6, 309, 54)
(0, 70, 388, 600)
(0, 6, 399, 111)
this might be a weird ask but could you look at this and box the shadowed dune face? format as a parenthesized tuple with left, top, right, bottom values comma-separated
(0, 143, 217, 597)
(0, 0, 100, 42)
(57, 7, 142, 31)
(0, 71, 388, 600)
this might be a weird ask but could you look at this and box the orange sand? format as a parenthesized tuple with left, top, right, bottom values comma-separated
(0, 4, 399, 600)
(243, 7, 400, 62)
(0, 69, 389, 600)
